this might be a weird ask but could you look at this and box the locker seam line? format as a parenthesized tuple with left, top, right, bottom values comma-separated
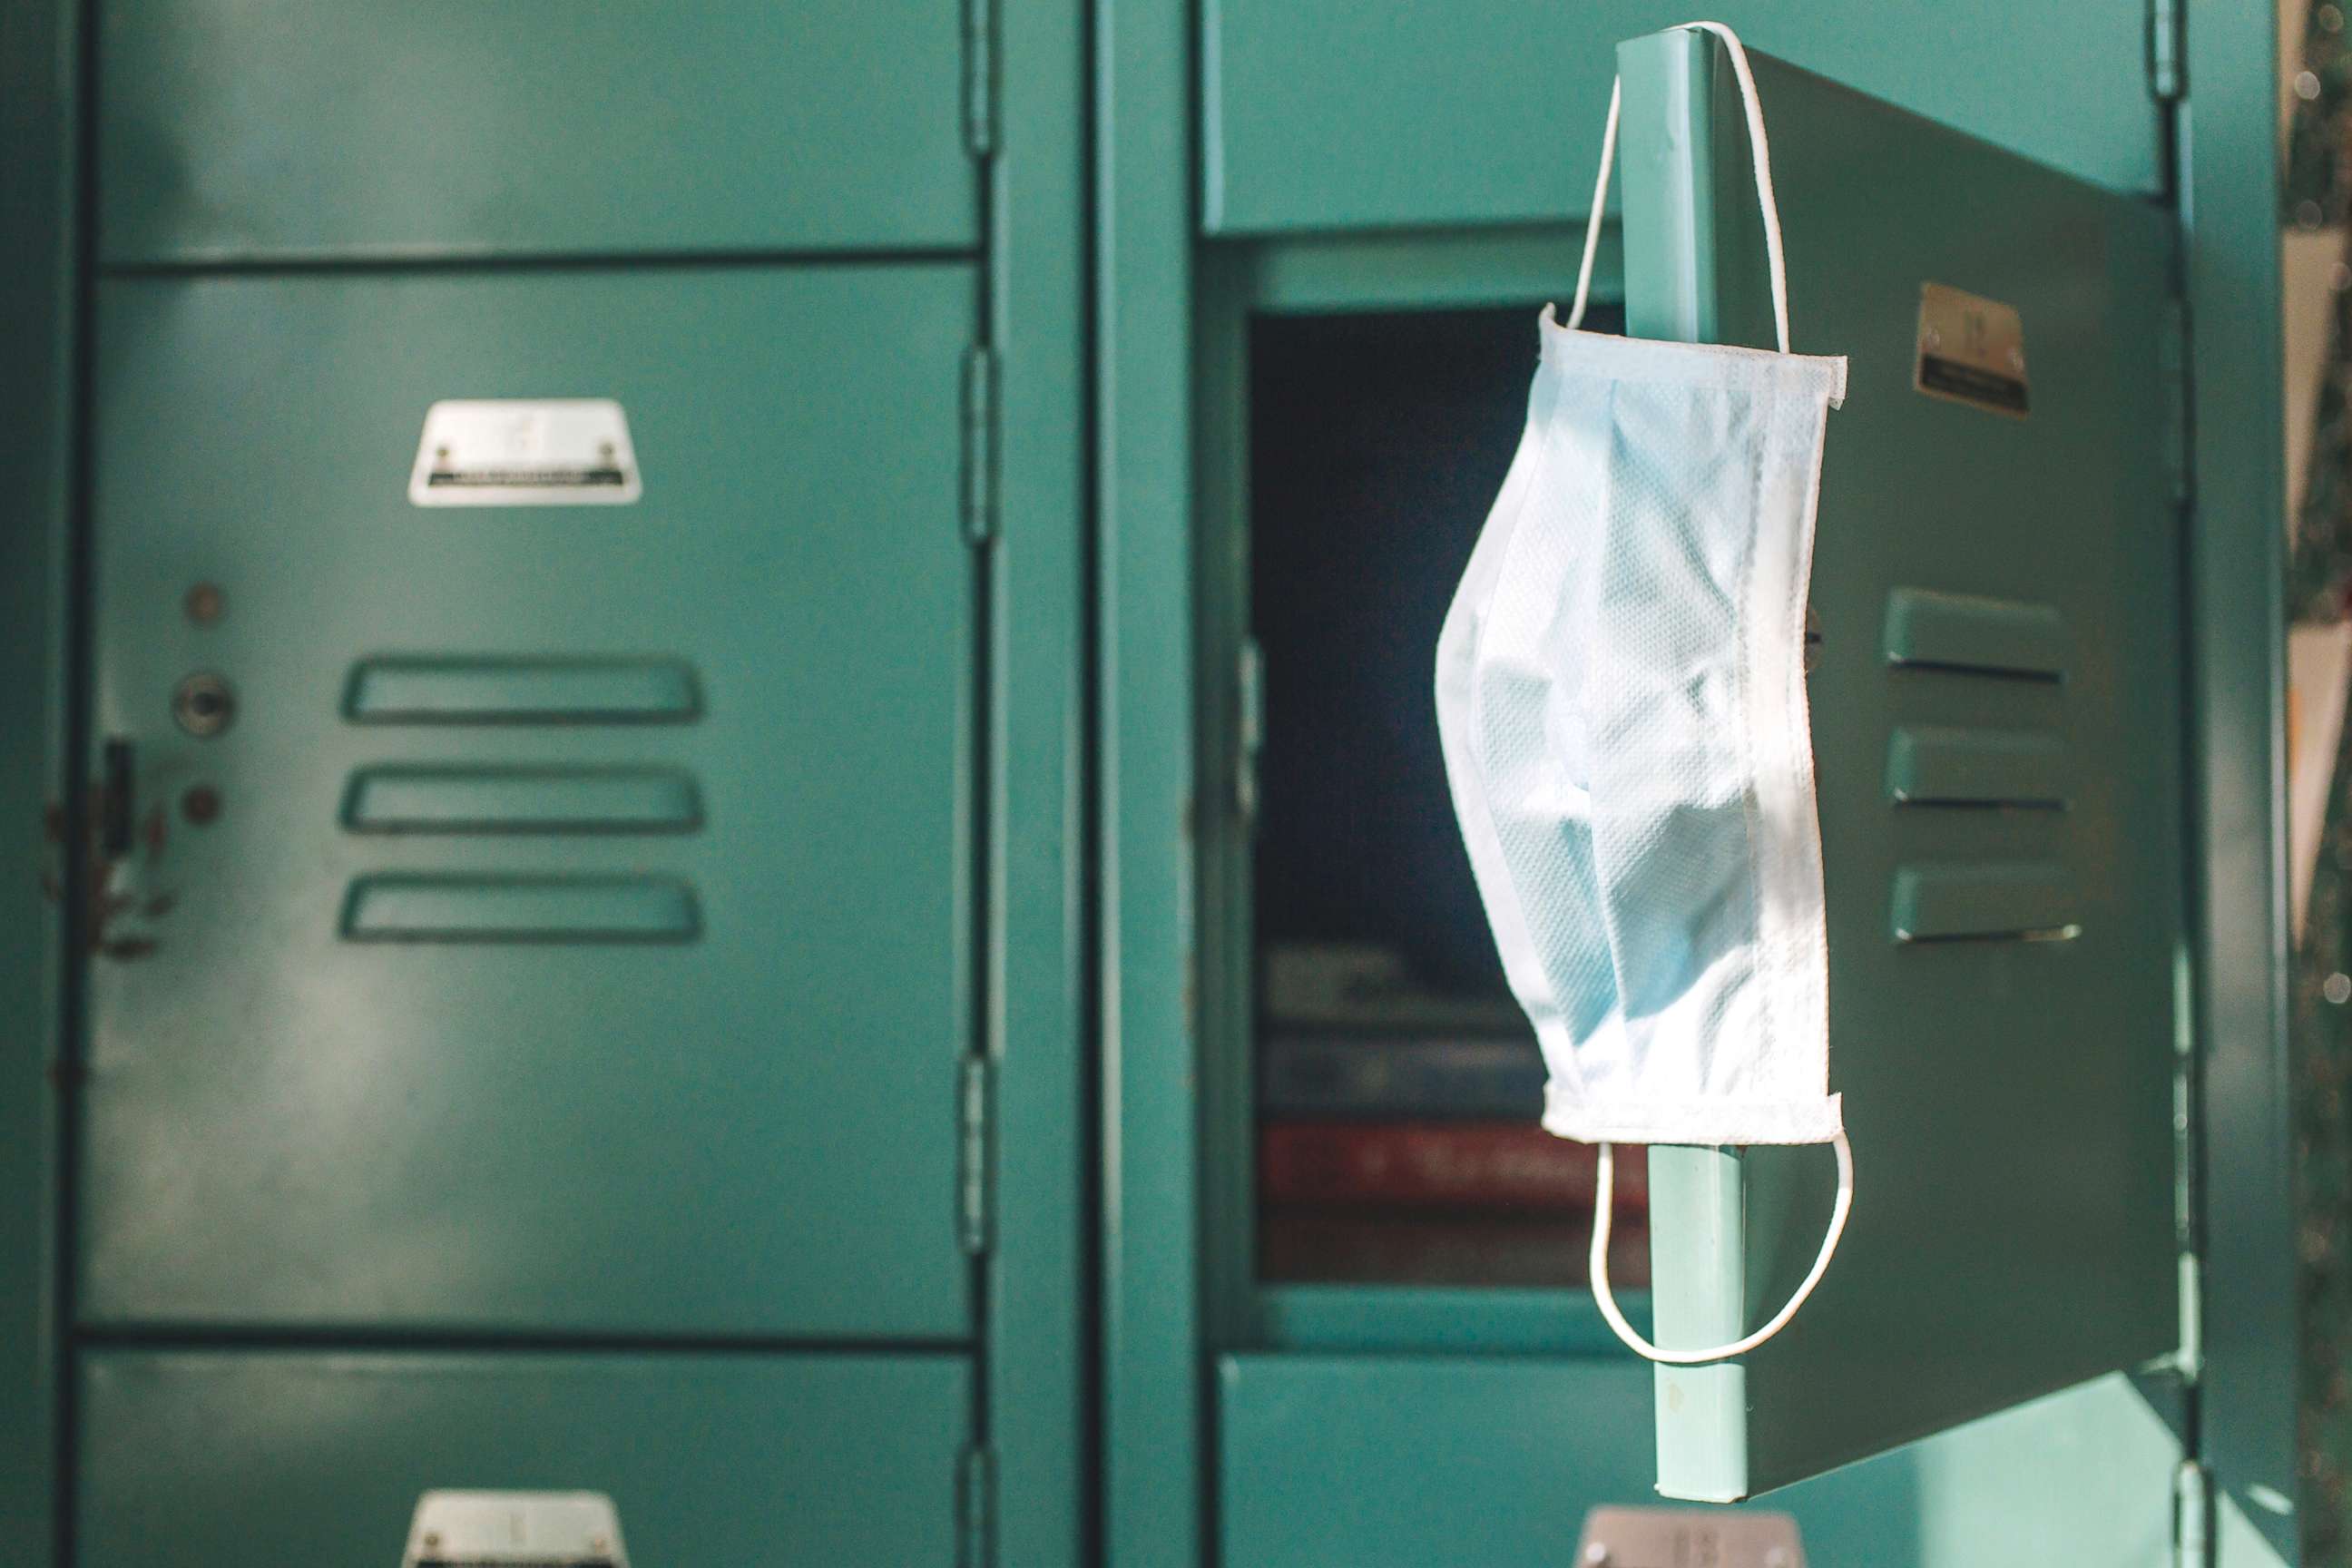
(71, 1327, 977, 1357)
(96, 244, 982, 281)
(52, 0, 102, 1556)
(964, 4, 1001, 1555)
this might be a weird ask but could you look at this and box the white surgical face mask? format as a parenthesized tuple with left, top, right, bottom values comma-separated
(1434, 20, 1852, 1365)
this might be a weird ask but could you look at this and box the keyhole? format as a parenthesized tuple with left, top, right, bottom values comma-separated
(172, 672, 236, 738)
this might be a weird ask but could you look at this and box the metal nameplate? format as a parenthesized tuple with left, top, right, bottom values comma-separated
(409, 399, 642, 506)
(1576, 1505, 1804, 1568)
(401, 1490, 630, 1568)
(1914, 281, 2028, 418)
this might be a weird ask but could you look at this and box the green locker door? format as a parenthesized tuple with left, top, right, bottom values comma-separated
(1612, 32, 2184, 1499)
(98, 0, 975, 261)
(78, 1349, 972, 1567)
(80, 265, 977, 1338)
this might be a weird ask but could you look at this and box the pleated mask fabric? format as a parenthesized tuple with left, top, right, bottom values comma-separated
(1433, 20, 1852, 1364)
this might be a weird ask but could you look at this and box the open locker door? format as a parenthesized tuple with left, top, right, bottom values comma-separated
(1612, 30, 2186, 1500)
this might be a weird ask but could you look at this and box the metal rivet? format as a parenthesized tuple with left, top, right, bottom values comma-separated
(2304, 1223, 2334, 1264)
(1582, 1546, 1612, 1567)
(2327, 4, 2347, 31)
(2298, 69, 2325, 101)
(183, 583, 225, 625)
(2326, 972, 2351, 1005)
(181, 785, 221, 826)
(2298, 199, 2328, 230)
(172, 672, 235, 739)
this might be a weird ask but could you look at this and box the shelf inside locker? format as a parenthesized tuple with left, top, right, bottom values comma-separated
(1245, 304, 1646, 1291)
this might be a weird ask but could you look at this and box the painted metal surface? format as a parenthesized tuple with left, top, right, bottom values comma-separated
(1217, 1354, 1662, 1566)
(2183, 0, 2301, 1554)
(78, 1349, 970, 1566)
(1200, 0, 2165, 237)
(1259, 1284, 1639, 1357)
(1097, 0, 1204, 1563)
(1217, 1357, 2180, 1568)
(1138, 21, 2306, 1538)
(98, 0, 975, 263)
(1621, 32, 2183, 1499)
(1091, 5, 2267, 1561)
(0, 0, 74, 1553)
(983, 1, 1093, 1561)
(23, 1, 1092, 1562)
(80, 266, 975, 1338)
(0, 0, 2298, 1561)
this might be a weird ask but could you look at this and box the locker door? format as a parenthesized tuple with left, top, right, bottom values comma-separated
(1200, 0, 2163, 235)
(1612, 32, 2185, 1498)
(99, 0, 975, 262)
(78, 1349, 973, 1568)
(80, 265, 976, 1339)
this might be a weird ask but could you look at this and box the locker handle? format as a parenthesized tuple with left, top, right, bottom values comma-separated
(99, 738, 134, 858)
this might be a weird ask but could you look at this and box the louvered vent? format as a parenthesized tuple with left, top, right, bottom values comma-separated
(337, 656, 706, 943)
(1880, 588, 2079, 945)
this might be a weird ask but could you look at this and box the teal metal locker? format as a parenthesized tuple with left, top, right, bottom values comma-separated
(1, 0, 1089, 1562)
(79, 1351, 972, 1564)
(1102, 5, 2295, 1565)
(0, 0, 2308, 1563)
(97, 0, 977, 260)
(83, 265, 975, 1338)
(1198, 0, 2166, 233)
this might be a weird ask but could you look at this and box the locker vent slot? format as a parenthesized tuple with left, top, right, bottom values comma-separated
(1885, 725, 2068, 808)
(344, 657, 701, 724)
(342, 766, 703, 834)
(1882, 588, 2066, 681)
(1890, 863, 2079, 945)
(341, 874, 701, 943)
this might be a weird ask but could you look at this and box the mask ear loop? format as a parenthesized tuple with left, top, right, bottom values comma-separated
(1565, 19, 1791, 356)
(1591, 1132, 1852, 1365)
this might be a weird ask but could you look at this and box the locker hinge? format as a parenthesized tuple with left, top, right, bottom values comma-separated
(958, 1054, 995, 1256)
(2149, 0, 2183, 101)
(957, 1444, 996, 1568)
(1235, 636, 1265, 829)
(2174, 1459, 2212, 1568)
(2158, 297, 2192, 510)
(963, 0, 998, 155)
(2171, 943, 2206, 1377)
(962, 346, 998, 546)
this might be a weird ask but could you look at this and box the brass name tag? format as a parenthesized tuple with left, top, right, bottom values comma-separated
(1915, 281, 2028, 417)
